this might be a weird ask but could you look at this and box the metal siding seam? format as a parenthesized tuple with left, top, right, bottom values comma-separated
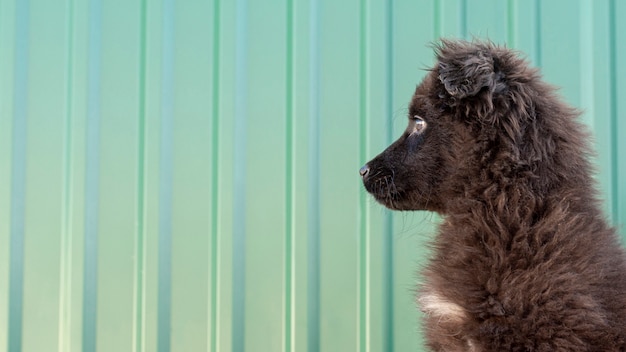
(358, 0, 370, 351)
(59, 0, 75, 350)
(507, 0, 515, 47)
(534, 0, 541, 67)
(460, 0, 467, 39)
(158, 0, 175, 350)
(210, 0, 221, 351)
(434, 0, 441, 39)
(608, 0, 619, 224)
(307, 0, 321, 350)
(232, 0, 248, 350)
(8, 1, 28, 351)
(284, 0, 296, 351)
(580, 0, 593, 116)
(384, 1, 394, 351)
(134, 0, 148, 351)
(83, 0, 102, 350)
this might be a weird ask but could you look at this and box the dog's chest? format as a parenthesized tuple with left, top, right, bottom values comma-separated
(418, 290, 480, 351)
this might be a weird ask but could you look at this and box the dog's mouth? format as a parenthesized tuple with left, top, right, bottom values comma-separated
(362, 172, 405, 210)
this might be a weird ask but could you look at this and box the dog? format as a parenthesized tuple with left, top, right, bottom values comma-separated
(360, 39, 626, 351)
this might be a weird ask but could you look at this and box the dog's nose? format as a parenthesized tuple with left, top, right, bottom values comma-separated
(359, 165, 370, 178)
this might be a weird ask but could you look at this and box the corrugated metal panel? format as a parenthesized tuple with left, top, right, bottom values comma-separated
(0, 0, 624, 351)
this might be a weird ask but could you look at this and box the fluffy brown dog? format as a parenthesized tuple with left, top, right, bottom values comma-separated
(360, 40, 626, 351)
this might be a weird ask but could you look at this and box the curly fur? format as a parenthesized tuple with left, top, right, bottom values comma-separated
(361, 39, 626, 351)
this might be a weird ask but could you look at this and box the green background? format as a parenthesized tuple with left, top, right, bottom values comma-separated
(0, 0, 625, 351)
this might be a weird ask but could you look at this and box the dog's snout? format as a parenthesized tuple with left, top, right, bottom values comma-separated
(359, 165, 370, 178)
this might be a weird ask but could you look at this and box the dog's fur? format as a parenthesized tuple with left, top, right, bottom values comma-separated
(361, 40, 626, 351)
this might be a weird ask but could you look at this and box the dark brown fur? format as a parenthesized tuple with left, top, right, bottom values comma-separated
(361, 39, 626, 351)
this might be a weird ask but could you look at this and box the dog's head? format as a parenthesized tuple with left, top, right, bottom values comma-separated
(361, 39, 555, 213)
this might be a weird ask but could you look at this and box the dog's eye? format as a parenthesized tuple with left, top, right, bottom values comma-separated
(412, 116, 427, 134)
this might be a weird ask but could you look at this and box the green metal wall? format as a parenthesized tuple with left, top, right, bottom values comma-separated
(0, 0, 624, 351)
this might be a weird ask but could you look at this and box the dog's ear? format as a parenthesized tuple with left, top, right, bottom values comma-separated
(436, 41, 507, 100)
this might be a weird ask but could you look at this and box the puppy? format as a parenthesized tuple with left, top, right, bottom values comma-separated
(360, 39, 626, 351)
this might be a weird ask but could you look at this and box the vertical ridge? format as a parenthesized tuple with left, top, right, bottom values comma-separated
(133, 0, 148, 351)
(232, 0, 248, 350)
(307, 0, 321, 351)
(507, 0, 515, 47)
(82, 0, 102, 350)
(58, 0, 75, 349)
(8, 1, 29, 351)
(157, 0, 174, 351)
(358, 0, 370, 351)
(210, 0, 221, 351)
(284, 0, 296, 351)
(460, 0, 467, 39)
(534, 0, 542, 67)
(579, 0, 594, 127)
(433, 0, 441, 39)
(384, 1, 394, 351)
(608, 0, 618, 225)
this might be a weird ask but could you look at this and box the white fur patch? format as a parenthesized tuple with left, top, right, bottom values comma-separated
(419, 292, 479, 351)
(418, 292, 467, 322)
(467, 338, 479, 352)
